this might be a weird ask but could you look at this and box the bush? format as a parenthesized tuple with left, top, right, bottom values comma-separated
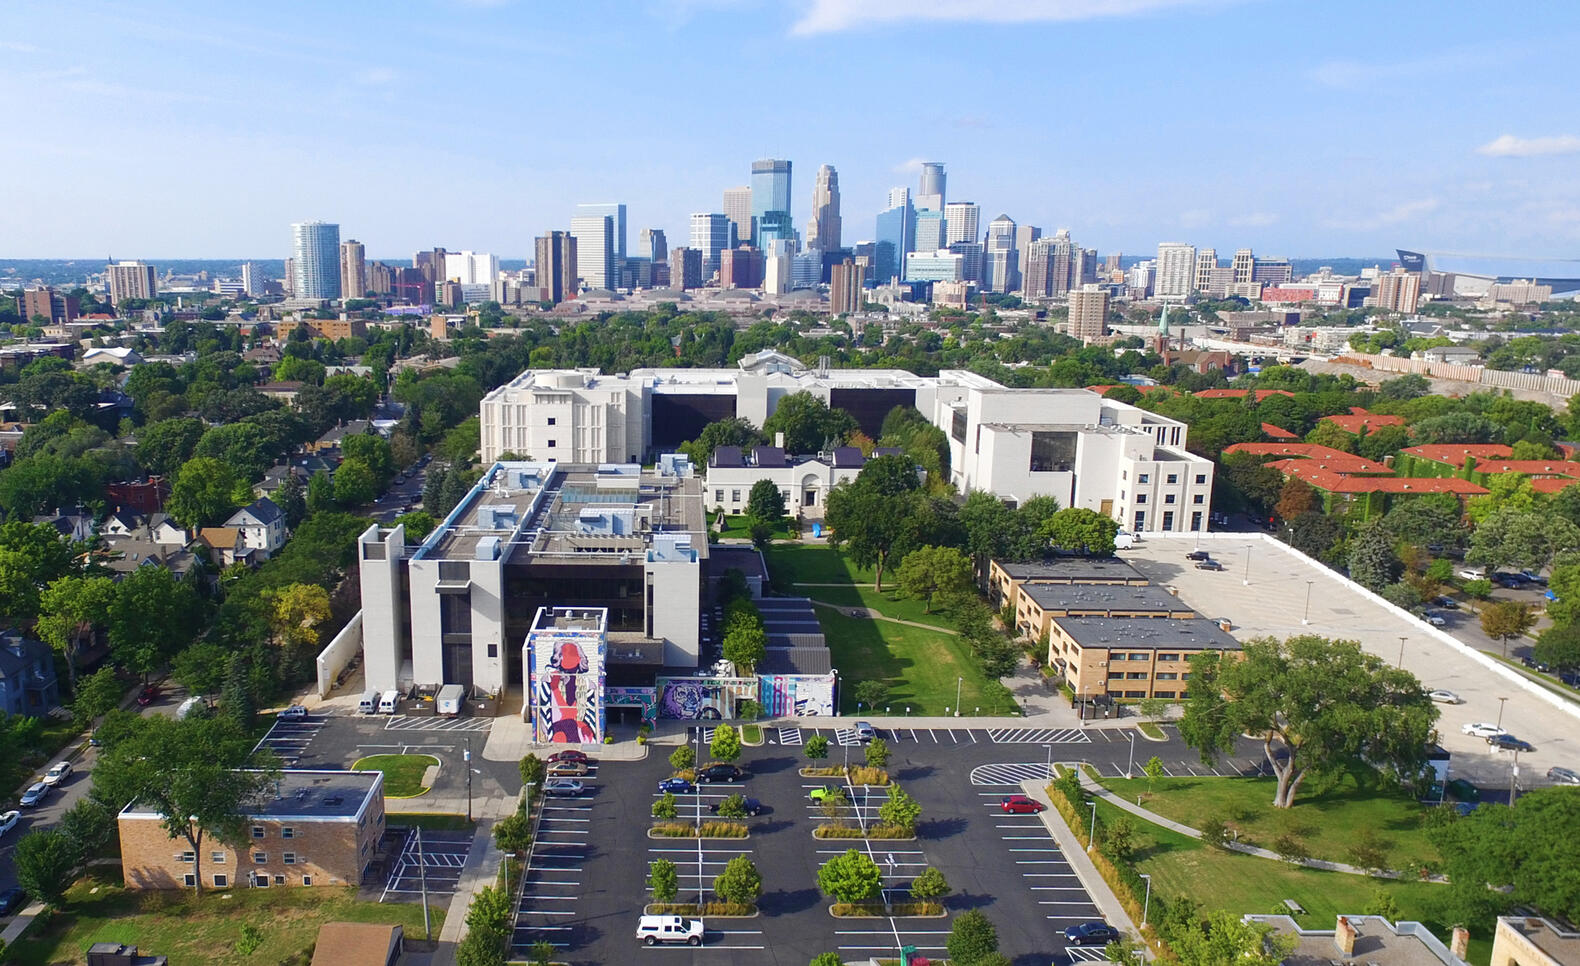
(715, 793, 749, 819)
(1348, 828, 1389, 874)
(1274, 832, 1311, 863)
(845, 765, 890, 786)
(947, 909, 1000, 964)
(235, 924, 265, 956)
(909, 866, 950, 901)
(865, 736, 890, 769)
(702, 900, 755, 916)
(1199, 813, 1231, 849)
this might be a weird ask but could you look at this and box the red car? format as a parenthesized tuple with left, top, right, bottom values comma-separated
(548, 750, 589, 764)
(136, 685, 161, 707)
(1000, 795, 1046, 814)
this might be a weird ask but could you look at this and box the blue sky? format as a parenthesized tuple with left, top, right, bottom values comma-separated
(4, 0, 1578, 261)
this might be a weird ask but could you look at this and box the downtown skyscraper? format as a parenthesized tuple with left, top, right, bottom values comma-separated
(570, 213, 616, 290)
(291, 221, 341, 300)
(874, 187, 914, 283)
(751, 158, 792, 249)
(806, 164, 841, 252)
(916, 162, 945, 212)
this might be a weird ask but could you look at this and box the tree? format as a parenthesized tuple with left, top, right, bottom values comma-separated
(166, 457, 245, 530)
(864, 736, 890, 769)
(1431, 787, 1580, 924)
(263, 583, 333, 665)
(816, 848, 882, 903)
(135, 417, 205, 477)
(1469, 507, 1580, 573)
(722, 621, 767, 676)
(1347, 521, 1400, 592)
(59, 797, 115, 867)
(1039, 507, 1120, 556)
(747, 479, 787, 526)
(879, 784, 922, 833)
(333, 457, 379, 507)
(1143, 756, 1165, 795)
(341, 433, 395, 486)
(1364, 887, 1403, 920)
(90, 715, 276, 895)
(896, 545, 974, 613)
(1102, 816, 1138, 862)
(825, 485, 909, 591)
(909, 866, 950, 901)
(762, 392, 857, 454)
(1274, 477, 1319, 523)
(0, 521, 75, 621)
(492, 810, 531, 854)
(680, 417, 766, 469)
(651, 792, 678, 819)
(1177, 637, 1438, 808)
(275, 475, 307, 530)
(648, 858, 678, 902)
(1170, 910, 1297, 966)
(1480, 601, 1536, 658)
(519, 753, 546, 790)
(108, 566, 203, 677)
(13, 829, 77, 907)
(457, 884, 512, 966)
(804, 734, 830, 760)
(712, 855, 762, 905)
(710, 723, 741, 763)
(852, 680, 890, 712)
(1533, 621, 1580, 672)
(959, 489, 1016, 580)
(809, 955, 844, 966)
(946, 910, 1000, 964)
(71, 666, 122, 724)
(306, 468, 335, 515)
(669, 745, 696, 772)
(36, 575, 116, 687)
(714, 793, 750, 818)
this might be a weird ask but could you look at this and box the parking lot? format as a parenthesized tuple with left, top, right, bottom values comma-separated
(379, 828, 472, 902)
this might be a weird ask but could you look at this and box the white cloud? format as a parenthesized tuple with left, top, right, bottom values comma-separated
(892, 157, 929, 174)
(354, 67, 399, 86)
(791, 0, 1236, 35)
(1307, 47, 1497, 91)
(1321, 198, 1439, 232)
(1229, 212, 1277, 227)
(0, 41, 40, 53)
(1476, 134, 1580, 158)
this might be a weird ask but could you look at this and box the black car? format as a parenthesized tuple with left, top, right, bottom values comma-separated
(1184, 550, 1210, 561)
(0, 887, 27, 916)
(1064, 921, 1121, 946)
(1194, 560, 1225, 571)
(698, 763, 745, 783)
(1432, 596, 1459, 609)
(708, 796, 764, 816)
(1488, 734, 1535, 753)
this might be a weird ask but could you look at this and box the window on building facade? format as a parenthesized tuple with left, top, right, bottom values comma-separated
(281, 827, 294, 839)
(1127, 672, 1148, 680)
(547, 417, 556, 425)
(1162, 511, 1174, 531)
(1166, 474, 1178, 484)
(731, 490, 741, 502)
(302, 875, 314, 886)
(214, 874, 228, 887)
(1156, 672, 1178, 680)
(1164, 494, 1176, 504)
(252, 826, 265, 838)
(1133, 511, 1145, 530)
(1194, 474, 1206, 484)
(715, 490, 724, 503)
(1107, 670, 1124, 679)
(951, 409, 966, 442)
(1029, 431, 1078, 473)
(283, 853, 297, 865)
(1191, 512, 1203, 531)
(1138, 473, 1150, 483)
(1154, 690, 1176, 699)
(184, 873, 196, 887)
(253, 852, 267, 864)
(1158, 653, 1179, 661)
(547, 439, 556, 447)
(1193, 494, 1204, 504)
(1136, 494, 1147, 504)
(212, 851, 226, 864)
(178, 851, 195, 863)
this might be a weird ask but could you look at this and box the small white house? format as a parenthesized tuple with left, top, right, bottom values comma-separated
(703, 445, 886, 519)
(224, 497, 287, 559)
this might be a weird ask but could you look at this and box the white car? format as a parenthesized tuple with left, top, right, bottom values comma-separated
(41, 761, 72, 787)
(1427, 690, 1462, 705)
(1462, 722, 1507, 738)
(278, 705, 309, 721)
(1422, 611, 1447, 627)
(636, 914, 704, 947)
(0, 810, 17, 837)
(1458, 569, 1485, 582)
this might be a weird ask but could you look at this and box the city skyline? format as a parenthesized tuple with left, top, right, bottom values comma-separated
(3, 1, 1577, 259)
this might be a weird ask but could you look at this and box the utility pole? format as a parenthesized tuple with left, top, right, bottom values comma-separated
(465, 734, 473, 823)
(418, 827, 431, 939)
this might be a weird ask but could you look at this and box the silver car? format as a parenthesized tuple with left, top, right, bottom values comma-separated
(19, 783, 47, 808)
(1546, 766, 1579, 786)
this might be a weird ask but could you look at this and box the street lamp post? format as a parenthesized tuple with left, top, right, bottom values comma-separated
(1510, 748, 1520, 805)
(1397, 636, 1407, 669)
(464, 736, 473, 822)
(1044, 744, 1053, 780)
(1140, 872, 1152, 927)
(1126, 732, 1136, 780)
(1243, 546, 1251, 586)
(1497, 696, 1509, 730)
(955, 676, 962, 718)
(1302, 580, 1314, 624)
(1087, 801, 1097, 851)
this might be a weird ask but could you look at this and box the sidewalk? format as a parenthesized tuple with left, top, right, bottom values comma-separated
(1018, 779, 1147, 951)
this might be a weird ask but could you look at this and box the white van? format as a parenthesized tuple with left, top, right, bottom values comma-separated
(377, 690, 400, 715)
(1114, 531, 1137, 550)
(635, 915, 703, 947)
(358, 692, 378, 715)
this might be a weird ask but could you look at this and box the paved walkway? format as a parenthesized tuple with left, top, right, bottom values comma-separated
(806, 598, 960, 634)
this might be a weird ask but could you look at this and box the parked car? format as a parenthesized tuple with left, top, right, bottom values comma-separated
(41, 761, 72, 787)
(1064, 922, 1121, 946)
(19, 783, 47, 808)
(0, 810, 18, 837)
(1458, 569, 1485, 582)
(709, 796, 763, 816)
(854, 721, 876, 743)
(548, 750, 590, 765)
(1488, 734, 1535, 753)
(809, 785, 842, 803)
(547, 761, 588, 777)
(635, 914, 703, 947)
(698, 763, 744, 783)
(1461, 722, 1507, 738)
(136, 684, 161, 706)
(278, 705, 309, 721)
(1427, 689, 1462, 704)
(657, 777, 695, 794)
(1194, 560, 1225, 571)
(1432, 596, 1459, 609)
(1000, 795, 1046, 814)
(0, 887, 27, 916)
(1184, 550, 1211, 561)
(542, 779, 584, 797)
(1521, 570, 1548, 585)
(1422, 611, 1447, 627)
(1547, 766, 1580, 785)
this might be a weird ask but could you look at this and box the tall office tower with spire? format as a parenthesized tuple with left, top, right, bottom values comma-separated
(944, 202, 979, 246)
(535, 231, 577, 304)
(1193, 248, 1217, 293)
(874, 188, 914, 283)
(569, 214, 616, 290)
(984, 214, 1018, 293)
(578, 203, 627, 279)
(1154, 242, 1197, 300)
(638, 228, 667, 263)
(291, 221, 341, 300)
(690, 213, 732, 279)
(750, 159, 793, 248)
(339, 239, 366, 298)
(1231, 248, 1254, 284)
(916, 162, 945, 212)
(806, 164, 841, 252)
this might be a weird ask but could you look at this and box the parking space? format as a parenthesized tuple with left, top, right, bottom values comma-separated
(379, 829, 471, 902)
(253, 713, 330, 767)
(514, 794, 596, 951)
(384, 715, 493, 733)
(759, 725, 1096, 747)
(975, 792, 1103, 942)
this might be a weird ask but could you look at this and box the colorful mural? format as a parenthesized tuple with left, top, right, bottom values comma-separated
(656, 676, 758, 720)
(759, 673, 837, 717)
(606, 686, 659, 724)
(530, 628, 604, 743)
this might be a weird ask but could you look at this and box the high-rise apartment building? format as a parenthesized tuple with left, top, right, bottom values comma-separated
(534, 231, 578, 304)
(915, 210, 947, 253)
(669, 247, 703, 291)
(689, 213, 731, 279)
(984, 214, 1018, 293)
(1023, 238, 1054, 298)
(21, 287, 79, 325)
(917, 162, 946, 212)
(1015, 225, 1042, 291)
(569, 215, 616, 290)
(443, 251, 499, 286)
(339, 240, 367, 299)
(291, 222, 342, 300)
(1193, 248, 1217, 294)
(751, 159, 792, 248)
(1251, 258, 1293, 287)
(282, 258, 296, 296)
(638, 228, 667, 263)
(1154, 242, 1197, 300)
(807, 164, 841, 252)
(948, 241, 984, 284)
(241, 261, 264, 297)
(719, 245, 764, 290)
(1068, 284, 1110, 343)
(874, 190, 914, 284)
(577, 203, 626, 279)
(1127, 260, 1154, 298)
(904, 250, 964, 282)
(830, 257, 864, 315)
(1372, 266, 1421, 313)
(1231, 248, 1254, 284)
(944, 202, 980, 246)
(722, 187, 752, 248)
(366, 261, 393, 296)
(107, 260, 157, 305)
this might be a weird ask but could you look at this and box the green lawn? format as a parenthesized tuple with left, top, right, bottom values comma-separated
(797, 585, 959, 630)
(1096, 769, 1442, 872)
(7, 870, 442, 965)
(763, 543, 875, 585)
(816, 608, 1018, 716)
(352, 754, 439, 798)
(764, 544, 956, 629)
(387, 812, 476, 832)
(715, 514, 794, 541)
(1078, 795, 1490, 965)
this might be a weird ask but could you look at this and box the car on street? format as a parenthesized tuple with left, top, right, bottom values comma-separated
(136, 684, 161, 706)
(1064, 922, 1121, 946)
(809, 785, 842, 803)
(1184, 550, 1211, 561)
(1446, 778, 1480, 802)
(0, 887, 28, 916)
(0, 810, 18, 837)
(1194, 560, 1225, 571)
(1432, 596, 1459, 609)
(1461, 722, 1507, 738)
(636, 914, 704, 947)
(1488, 734, 1535, 752)
(698, 763, 744, 783)
(1427, 689, 1462, 704)
(1000, 795, 1046, 814)
(19, 782, 48, 808)
(42, 761, 72, 786)
(547, 760, 588, 777)
(542, 779, 584, 797)
(854, 721, 876, 743)
(709, 796, 764, 816)
(548, 750, 590, 765)
(278, 705, 308, 720)
(657, 777, 695, 794)
(1421, 611, 1447, 627)
(1547, 766, 1580, 785)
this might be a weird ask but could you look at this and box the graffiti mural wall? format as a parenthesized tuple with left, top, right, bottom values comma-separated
(606, 686, 659, 724)
(529, 628, 605, 743)
(656, 676, 758, 720)
(758, 673, 837, 717)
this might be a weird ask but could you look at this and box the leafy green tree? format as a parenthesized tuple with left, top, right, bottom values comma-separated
(946, 909, 1000, 964)
(648, 858, 678, 902)
(332, 456, 378, 507)
(1364, 887, 1403, 920)
(193, 422, 277, 482)
(1480, 601, 1536, 658)
(519, 753, 546, 791)
(879, 785, 922, 833)
(809, 955, 844, 966)
(1170, 910, 1296, 966)
(1347, 521, 1400, 592)
(864, 736, 890, 769)
(722, 621, 767, 676)
(747, 479, 787, 526)
(715, 793, 749, 818)
(651, 792, 678, 819)
(1138, 696, 1168, 722)
(135, 417, 205, 477)
(1178, 637, 1438, 808)
(896, 545, 974, 613)
(680, 417, 766, 470)
(762, 392, 857, 453)
(492, 809, 532, 854)
(109, 567, 203, 677)
(816, 848, 882, 903)
(13, 829, 77, 907)
(71, 666, 122, 724)
(804, 734, 830, 760)
(342, 433, 395, 486)
(1533, 621, 1580, 672)
(1143, 756, 1166, 794)
(59, 797, 115, 866)
(909, 866, 949, 901)
(1102, 815, 1138, 862)
(305, 468, 335, 515)
(1469, 507, 1580, 573)
(852, 680, 890, 711)
(669, 745, 696, 772)
(275, 475, 307, 529)
(959, 489, 1016, 579)
(166, 456, 247, 530)
(1038, 507, 1120, 556)
(220, 655, 256, 730)
(36, 575, 115, 687)
(710, 723, 741, 763)
(0, 521, 75, 621)
(712, 855, 762, 905)
(826, 485, 908, 591)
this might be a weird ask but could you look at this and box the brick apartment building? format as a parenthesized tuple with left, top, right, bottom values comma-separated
(119, 770, 384, 890)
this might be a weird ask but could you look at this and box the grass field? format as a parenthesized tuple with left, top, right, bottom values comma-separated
(764, 544, 956, 629)
(763, 544, 875, 585)
(1096, 768, 1442, 872)
(7, 870, 442, 966)
(793, 585, 960, 630)
(816, 608, 1017, 716)
(352, 754, 439, 798)
(715, 514, 793, 541)
(1078, 794, 1490, 965)
(387, 812, 476, 832)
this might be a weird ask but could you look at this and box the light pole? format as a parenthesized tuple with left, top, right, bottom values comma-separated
(1140, 872, 1152, 927)
(464, 735, 473, 822)
(955, 677, 963, 717)
(1086, 800, 1097, 851)
(1397, 636, 1407, 669)
(1302, 580, 1314, 624)
(1510, 748, 1520, 805)
(1497, 696, 1509, 730)
(1243, 546, 1251, 586)
(1126, 732, 1136, 780)
(1044, 744, 1053, 779)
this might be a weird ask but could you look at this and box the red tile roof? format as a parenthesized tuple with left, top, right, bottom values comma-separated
(1400, 444, 1513, 465)
(1533, 477, 1580, 494)
(1292, 470, 1488, 495)
(1193, 389, 1296, 400)
(1472, 460, 1580, 478)
(1083, 384, 1166, 396)
(1261, 422, 1300, 440)
(1224, 443, 1391, 473)
(1320, 411, 1407, 434)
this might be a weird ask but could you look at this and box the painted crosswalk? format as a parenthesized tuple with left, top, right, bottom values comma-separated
(970, 762, 1056, 786)
(1066, 947, 1111, 962)
(385, 715, 492, 733)
(776, 727, 803, 745)
(987, 728, 1092, 744)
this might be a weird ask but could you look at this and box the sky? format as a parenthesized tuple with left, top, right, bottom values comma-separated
(4, 0, 1579, 262)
